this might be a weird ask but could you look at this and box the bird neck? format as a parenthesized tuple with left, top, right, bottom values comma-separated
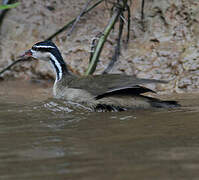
(49, 49, 70, 82)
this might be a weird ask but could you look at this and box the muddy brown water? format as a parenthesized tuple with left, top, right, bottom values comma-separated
(1, 80, 199, 180)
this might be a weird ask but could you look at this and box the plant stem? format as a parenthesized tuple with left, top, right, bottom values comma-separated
(85, 8, 120, 75)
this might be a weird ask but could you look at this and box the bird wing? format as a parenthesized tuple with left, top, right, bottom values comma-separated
(66, 74, 167, 98)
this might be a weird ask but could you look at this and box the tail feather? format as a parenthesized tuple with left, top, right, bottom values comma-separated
(150, 99, 181, 108)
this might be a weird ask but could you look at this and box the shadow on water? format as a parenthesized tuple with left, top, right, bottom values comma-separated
(1, 80, 199, 180)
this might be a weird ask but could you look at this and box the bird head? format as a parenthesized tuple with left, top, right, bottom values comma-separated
(22, 40, 57, 61)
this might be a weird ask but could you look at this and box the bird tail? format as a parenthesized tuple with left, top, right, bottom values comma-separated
(148, 98, 181, 108)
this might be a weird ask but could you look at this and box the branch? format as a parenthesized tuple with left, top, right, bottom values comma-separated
(85, 7, 121, 75)
(126, 3, 131, 43)
(140, 0, 145, 31)
(103, 12, 124, 74)
(141, 0, 145, 21)
(67, 0, 93, 36)
(0, 58, 31, 76)
(86, 0, 130, 75)
(46, 0, 104, 41)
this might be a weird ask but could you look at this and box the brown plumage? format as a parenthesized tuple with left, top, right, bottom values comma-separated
(23, 40, 180, 112)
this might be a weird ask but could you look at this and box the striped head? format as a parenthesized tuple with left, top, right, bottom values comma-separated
(23, 40, 68, 81)
(24, 41, 60, 61)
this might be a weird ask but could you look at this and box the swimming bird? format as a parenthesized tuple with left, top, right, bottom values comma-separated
(22, 40, 180, 111)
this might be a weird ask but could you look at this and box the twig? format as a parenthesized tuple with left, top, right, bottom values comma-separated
(103, 0, 130, 74)
(89, 32, 103, 63)
(46, 0, 103, 41)
(0, 58, 31, 76)
(67, 0, 93, 36)
(103, 12, 124, 74)
(140, 0, 145, 31)
(86, 0, 130, 75)
(141, 0, 145, 21)
(126, 3, 131, 43)
(85, 6, 121, 75)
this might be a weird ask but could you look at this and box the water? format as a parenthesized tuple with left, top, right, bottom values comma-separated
(1, 80, 199, 180)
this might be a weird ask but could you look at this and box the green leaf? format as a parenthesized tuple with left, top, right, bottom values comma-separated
(0, 2, 20, 10)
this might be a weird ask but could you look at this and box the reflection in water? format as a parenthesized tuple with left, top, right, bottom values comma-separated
(1, 81, 199, 180)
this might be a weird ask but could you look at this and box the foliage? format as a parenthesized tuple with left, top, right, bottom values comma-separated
(0, 2, 19, 10)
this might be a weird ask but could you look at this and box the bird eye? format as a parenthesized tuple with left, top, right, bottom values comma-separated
(32, 46, 38, 51)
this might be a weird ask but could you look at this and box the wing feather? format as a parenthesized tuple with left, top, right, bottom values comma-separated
(66, 74, 167, 97)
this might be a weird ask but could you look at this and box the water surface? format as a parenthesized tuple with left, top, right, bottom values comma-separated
(1, 80, 199, 180)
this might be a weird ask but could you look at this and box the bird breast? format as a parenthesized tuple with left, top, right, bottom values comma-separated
(53, 82, 94, 103)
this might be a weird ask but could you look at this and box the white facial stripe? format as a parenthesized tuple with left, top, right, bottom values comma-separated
(31, 49, 35, 53)
(30, 49, 63, 81)
(50, 54, 63, 81)
(33, 45, 55, 49)
(30, 49, 51, 61)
